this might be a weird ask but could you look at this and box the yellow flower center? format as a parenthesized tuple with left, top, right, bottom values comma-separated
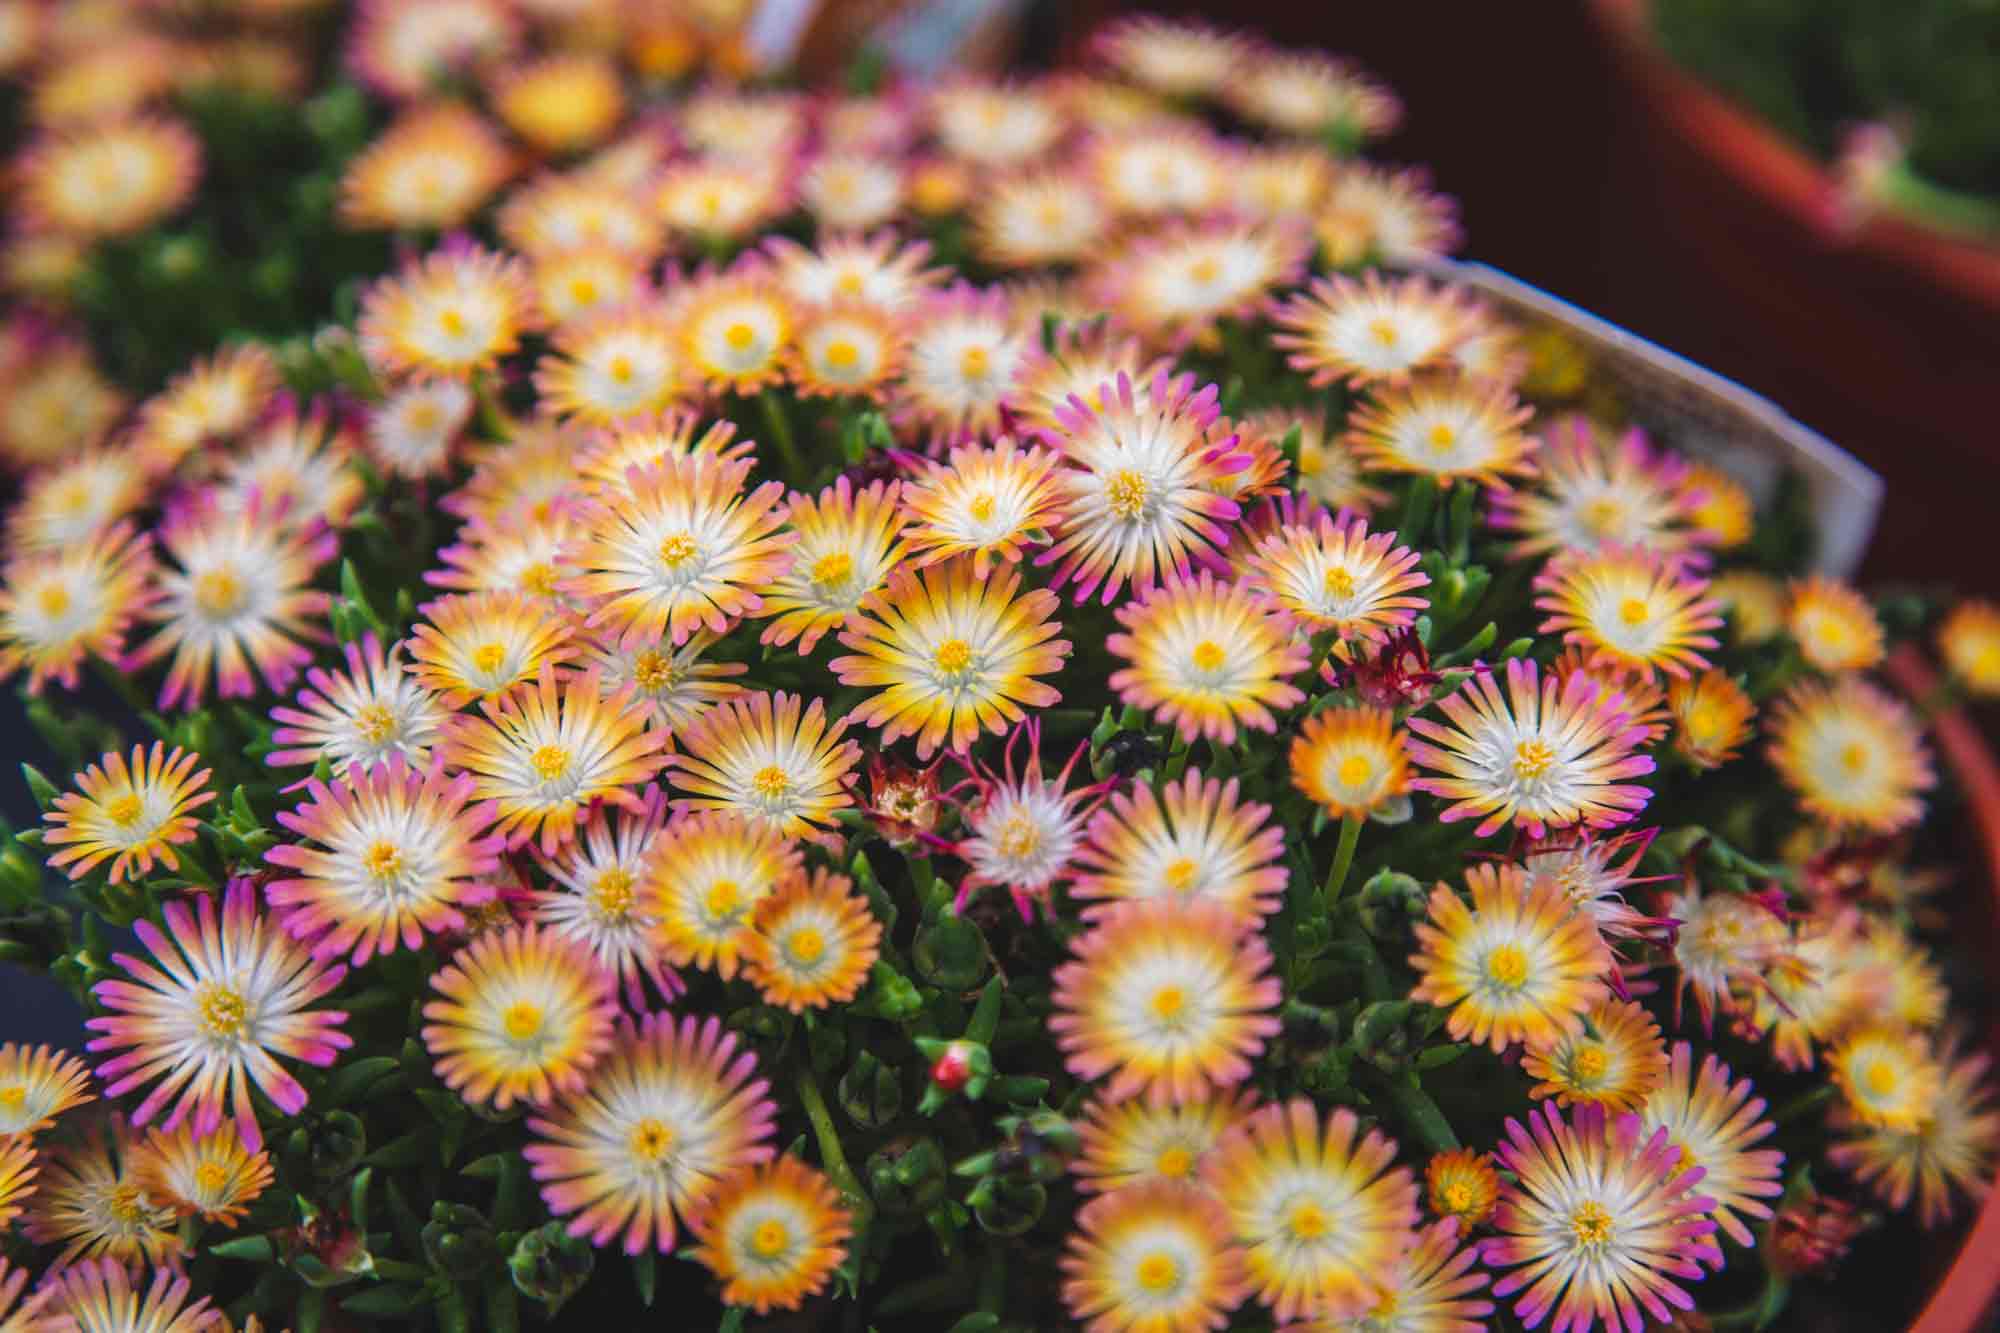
(104, 793, 145, 826)
(723, 321, 756, 351)
(607, 354, 635, 385)
(353, 703, 397, 745)
(363, 841, 404, 879)
(1155, 1146, 1194, 1179)
(592, 867, 636, 917)
(656, 533, 699, 568)
(1149, 984, 1188, 1021)
(1190, 640, 1226, 673)
(750, 1219, 791, 1259)
(811, 551, 854, 586)
(1322, 565, 1358, 599)
(751, 765, 792, 799)
(0, 1086, 23, 1110)
(996, 814, 1041, 860)
(1572, 1045, 1611, 1083)
(1582, 498, 1623, 536)
(1105, 469, 1150, 519)
(471, 642, 508, 676)
(439, 308, 468, 338)
(1162, 857, 1198, 892)
(786, 926, 827, 965)
(37, 583, 71, 617)
(629, 1117, 674, 1160)
(1426, 422, 1457, 452)
(1569, 1200, 1614, 1247)
(836, 271, 864, 297)
(1513, 738, 1556, 781)
(529, 745, 571, 782)
(1187, 256, 1221, 285)
(632, 649, 674, 691)
(933, 638, 973, 676)
(968, 492, 997, 523)
(107, 1182, 153, 1226)
(1336, 753, 1375, 790)
(197, 984, 248, 1039)
(1618, 597, 1652, 627)
(1486, 944, 1529, 991)
(503, 1002, 544, 1042)
(1134, 1252, 1181, 1292)
(1287, 1200, 1330, 1239)
(1839, 742, 1870, 775)
(704, 878, 741, 917)
(569, 278, 599, 306)
(959, 344, 991, 381)
(1863, 1061, 1899, 1098)
(406, 401, 442, 434)
(520, 562, 559, 597)
(824, 339, 859, 370)
(193, 568, 244, 616)
(1367, 317, 1400, 347)
(1441, 1181, 1474, 1213)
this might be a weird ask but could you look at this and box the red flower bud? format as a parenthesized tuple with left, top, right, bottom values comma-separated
(930, 1043, 974, 1093)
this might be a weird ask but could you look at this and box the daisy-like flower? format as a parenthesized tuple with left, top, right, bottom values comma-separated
(1485, 1102, 1720, 1332)
(832, 558, 1069, 759)
(1246, 513, 1429, 641)
(1425, 1148, 1501, 1228)
(43, 742, 214, 885)
(1489, 421, 1703, 561)
(1535, 546, 1723, 681)
(1828, 1026, 1940, 1133)
(22, 1117, 182, 1268)
(1109, 573, 1307, 746)
(1043, 371, 1254, 601)
(1638, 1043, 1786, 1250)
(1012, 325, 1170, 432)
(1681, 462, 1754, 550)
(366, 375, 475, 479)
(531, 787, 675, 1005)
(345, 0, 517, 99)
(407, 591, 578, 707)
(899, 438, 1063, 577)
(1273, 272, 1480, 387)
(762, 233, 944, 312)
(267, 633, 448, 785)
(498, 174, 662, 258)
(1093, 15, 1246, 95)
(1410, 864, 1612, 1052)
(1938, 600, 2000, 696)
(1089, 127, 1228, 219)
(491, 52, 625, 154)
(1346, 372, 1538, 490)
(0, 1044, 92, 1140)
(1230, 144, 1335, 221)
(1786, 575, 1885, 674)
(531, 246, 651, 328)
(0, 1137, 33, 1230)
(564, 452, 794, 649)
(131, 1121, 272, 1227)
(1051, 898, 1281, 1106)
(1060, 1179, 1248, 1333)
(0, 518, 154, 695)
(1228, 51, 1401, 140)
(1072, 1090, 1260, 1195)
(45, 1260, 216, 1333)
(267, 755, 506, 964)
(338, 103, 513, 231)
(18, 116, 200, 238)
(643, 811, 802, 980)
(1661, 880, 1788, 1032)
(1829, 1039, 2000, 1228)
(527, 1013, 775, 1254)
(357, 241, 539, 380)
(1205, 1099, 1417, 1322)
(6, 446, 148, 556)
(214, 398, 366, 531)
(1766, 676, 1934, 833)
(680, 91, 809, 162)
(1244, 410, 1390, 518)
(929, 78, 1066, 169)
(897, 283, 1041, 445)
(686, 1156, 852, 1315)
(678, 273, 793, 396)
(788, 301, 902, 400)
(535, 306, 684, 424)
(755, 477, 909, 652)
(132, 502, 332, 710)
(973, 169, 1110, 268)
(1287, 1217, 1492, 1333)
(1288, 706, 1411, 822)
(573, 414, 754, 498)
(656, 159, 789, 243)
(423, 922, 617, 1111)
(1520, 827, 1661, 940)
(668, 691, 859, 837)
(799, 151, 905, 230)
(1092, 219, 1312, 352)
(745, 868, 882, 1013)
(442, 665, 668, 854)
(88, 878, 350, 1152)
(1072, 770, 1287, 926)
(431, 502, 588, 607)
(1667, 668, 1755, 770)
(953, 720, 1101, 916)
(1523, 998, 1669, 1113)
(1406, 657, 1657, 838)
(581, 626, 747, 737)
(1317, 163, 1464, 268)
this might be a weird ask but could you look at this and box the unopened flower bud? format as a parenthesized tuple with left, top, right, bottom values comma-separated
(509, 1221, 594, 1312)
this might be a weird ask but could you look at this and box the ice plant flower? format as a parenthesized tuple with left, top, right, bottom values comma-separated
(1108, 572, 1308, 746)
(686, 1156, 852, 1315)
(357, 240, 539, 380)
(1523, 998, 1669, 1113)
(131, 1122, 273, 1227)
(1272, 272, 1479, 387)
(1093, 15, 1245, 96)
(896, 283, 1040, 444)
(21, 1116, 180, 1268)
(1681, 462, 1755, 551)
(1204, 1100, 1418, 1323)
(1039, 371, 1246, 604)
(407, 591, 578, 706)
(1071, 1090, 1260, 1195)
(1050, 898, 1282, 1106)
(338, 103, 514, 232)
(1667, 668, 1756, 770)
(441, 665, 669, 854)
(1071, 769, 1288, 926)
(582, 627, 748, 736)
(1091, 218, 1311, 351)
(667, 691, 860, 836)
(422, 923, 618, 1111)
(1058, 1180, 1249, 1333)
(268, 755, 505, 963)
(1786, 575, 1885, 674)
(1286, 1217, 1493, 1333)
(678, 274, 793, 395)
(526, 1013, 775, 1255)
(531, 787, 676, 1005)
(788, 300, 904, 399)
(744, 868, 883, 1012)
(45, 1260, 216, 1333)
(899, 438, 1064, 578)
(17, 116, 202, 239)
(491, 52, 625, 154)
(1829, 1039, 2000, 1228)
(535, 307, 684, 424)
(1228, 49, 1401, 140)
(1765, 676, 1933, 834)
(1425, 1148, 1501, 1228)
(1661, 880, 1788, 1033)
(1827, 1026, 1939, 1133)
(754, 476, 910, 652)
(1637, 1044, 1785, 1251)
(953, 720, 1102, 917)
(0, 1044, 92, 1140)
(1936, 600, 2000, 696)
(1289, 706, 1411, 821)
(1489, 422, 1702, 561)
(1344, 372, 1538, 490)
(0, 1138, 32, 1231)
(644, 811, 804, 980)
(266, 633, 448, 785)
(1245, 512, 1429, 642)
(42, 742, 214, 885)
(1407, 658, 1656, 838)
(564, 452, 794, 649)
(0, 519, 154, 695)
(1485, 1102, 1720, 1333)
(87, 879, 350, 1153)
(832, 558, 1069, 759)
(1409, 864, 1613, 1052)
(1535, 547, 1723, 681)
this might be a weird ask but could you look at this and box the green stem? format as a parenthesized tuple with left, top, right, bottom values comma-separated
(796, 1063, 873, 1229)
(1771, 1083, 1838, 1126)
(1380, 1073, 1459, 1153)
(759, 393, 804, 484)
(1323, 814, 1363, 907)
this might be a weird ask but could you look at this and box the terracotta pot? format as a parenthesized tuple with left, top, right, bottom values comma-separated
(1884, 646, 2000, 1333)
